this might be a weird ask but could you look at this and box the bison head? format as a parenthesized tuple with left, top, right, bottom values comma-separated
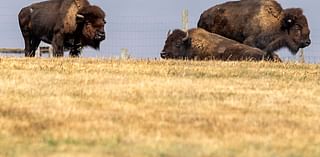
(282, 8, 311, 54)
(77, 5, 106, 49)
(161, 29, 192, 59)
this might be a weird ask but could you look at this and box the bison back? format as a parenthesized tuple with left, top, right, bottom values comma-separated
(188, 28, 267, 61)
(198, 0, 283, 43)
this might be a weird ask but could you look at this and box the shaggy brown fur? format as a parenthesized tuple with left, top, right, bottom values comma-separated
(161, 28, 281, 62)
(18, 0, 106, 57)
(198, 0, 311, 59)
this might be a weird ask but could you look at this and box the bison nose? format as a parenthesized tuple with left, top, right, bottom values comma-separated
(301, 39, 311, 48)
(99, 32, 106, 40)
(95, 31, 106, 41)
(305, 39, 311, 46)
(160, 52, 169, 59)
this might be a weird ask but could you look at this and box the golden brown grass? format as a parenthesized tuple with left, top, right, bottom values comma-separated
(0, 58, 319, 157)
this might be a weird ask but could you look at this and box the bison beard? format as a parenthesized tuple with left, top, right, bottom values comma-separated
(161, 28, 282, 62)
(18, 0, 106, 57)
(198, 0, 311, 59)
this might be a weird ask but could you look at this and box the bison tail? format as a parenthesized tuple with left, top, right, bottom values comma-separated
(18, 7, 32, 29)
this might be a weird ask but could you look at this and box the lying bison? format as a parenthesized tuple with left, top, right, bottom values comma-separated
(198, 0, 311, 59)
(161, 28, 281, 61)
(18, 0, 106, 57)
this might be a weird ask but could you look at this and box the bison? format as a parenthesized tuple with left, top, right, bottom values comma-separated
(18, 0, 106, 57)
(198, 0, 311, 59)
(161, 28, 281, 61)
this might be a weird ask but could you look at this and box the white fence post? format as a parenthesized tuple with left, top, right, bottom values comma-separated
(182, 9, 189, 31)
(35, 48, 41, 58)
(299, 49, 305, 63)
(49, 46, 53, 58)
(120, 48, 130, 60)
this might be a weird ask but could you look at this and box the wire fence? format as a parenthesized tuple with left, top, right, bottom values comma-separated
(0, 12, 320, 63)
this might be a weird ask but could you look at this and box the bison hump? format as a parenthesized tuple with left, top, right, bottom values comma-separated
(64, 3, 79, 33)
(252, 0, 284, 32)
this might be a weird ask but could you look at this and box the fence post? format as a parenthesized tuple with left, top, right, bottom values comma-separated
(120, 48, 130, 60)
(299, 48, 305, 63)
(49, 46, 53, 58)
(182, 9, 189, 31)
(35, 48, 41, 58)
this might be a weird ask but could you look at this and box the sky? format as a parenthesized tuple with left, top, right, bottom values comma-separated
(0, 0, 319, 62)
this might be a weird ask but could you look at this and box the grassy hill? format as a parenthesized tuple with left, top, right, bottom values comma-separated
(0, 58, 319, 157)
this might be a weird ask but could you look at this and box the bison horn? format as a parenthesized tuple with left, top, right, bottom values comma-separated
(167, 30, 172, 37)
(76, 14, 85, 19)
(182, 31, 189, 42)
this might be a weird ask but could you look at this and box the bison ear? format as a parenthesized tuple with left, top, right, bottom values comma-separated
(76, 14, 85, 23)
(282, 8, 302, 30)
(167, 30, 172, 38)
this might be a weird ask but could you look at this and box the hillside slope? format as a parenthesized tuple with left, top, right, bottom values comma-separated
(0, 58, 319, 157)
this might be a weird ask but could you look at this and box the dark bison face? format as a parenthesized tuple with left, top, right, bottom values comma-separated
(282, 8, 311, 54)
(77, 5, 106, 49)
(161, 30, 191, 59)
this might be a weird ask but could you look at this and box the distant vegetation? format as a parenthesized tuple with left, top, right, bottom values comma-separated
(0, 48, 24, 53)
(0, 58, 319, 157)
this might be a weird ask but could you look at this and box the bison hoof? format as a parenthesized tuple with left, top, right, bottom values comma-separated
(25, 52, 35, 57)
(70, 50, 81, 57)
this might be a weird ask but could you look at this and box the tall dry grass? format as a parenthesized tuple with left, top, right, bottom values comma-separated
(0, 58, 319, 157)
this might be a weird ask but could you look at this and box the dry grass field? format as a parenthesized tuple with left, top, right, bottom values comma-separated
(0, 58, 319, 157)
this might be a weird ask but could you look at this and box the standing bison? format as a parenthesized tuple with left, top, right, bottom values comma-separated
(161, 28, 281, 61)
(198, 0, 311, 59)
(18, 0, 106, 57)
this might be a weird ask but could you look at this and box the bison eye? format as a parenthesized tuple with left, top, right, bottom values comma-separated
(294, 24, 302, 30)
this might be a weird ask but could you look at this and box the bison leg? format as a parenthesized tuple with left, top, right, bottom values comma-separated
(69, 49, 81, 57)
(29, 38, 41, 57)
(271, 53, 282, 62)
(23, 36, 40, 57)
(20, 28, 34, 57)
(52, 32, 64, 57)
(69, 38, 82, 57)
(23, 35, 32, 57)
(263, 37, 288, 61)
